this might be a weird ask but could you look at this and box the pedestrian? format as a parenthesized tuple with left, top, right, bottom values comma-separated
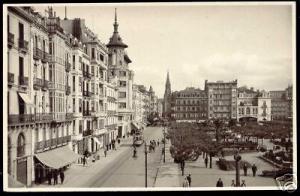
(252, 164, 257, 177)
(59, 169, 65, 184)
(243, 163, 248, 176)
(183, 177, 189, 187)
(205, 156, 208, 168)
(158, 140, 160, 146)
(216, 178, 224, 187)
(241, 180, 246, 187)
(53, 169, 58, 185)
(104, 148, 107, 157)
(187, 174, 192, 187)
(180, 160, 185, 176)
(231, 179, 235, 187)
(47, 169, 52, 185)
(82, 156, 86, 166)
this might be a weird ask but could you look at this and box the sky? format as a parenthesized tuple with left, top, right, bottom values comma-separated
(34, 3, 294, 98)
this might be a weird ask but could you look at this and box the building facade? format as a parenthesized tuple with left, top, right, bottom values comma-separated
(270, 85, 293, 120)
(205, 80, 238, 120)
(172, 87, 208, 122)
(107, 9, 134, 138)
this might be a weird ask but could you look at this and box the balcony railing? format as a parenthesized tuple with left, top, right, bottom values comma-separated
(8, 114, 35, 125)
(66, 85, 71, 95)
(19, 76, 29, 86)
(18, 39, 29, 52)
(8, 33, 14, 46)
(33, 47, 42, 60)
(41, 51, 49, 63)
(33, 78, 43, 90)
(35, 113, 53, 122)
(36, 136, 72, 152)
(65, 62, 71, 72)
(8, 72, 14, 85)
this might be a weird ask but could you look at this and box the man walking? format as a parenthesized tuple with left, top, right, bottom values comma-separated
(231, 179, 236, 187)
(104, 148, 107, 157)
(241, 180, 246, 187)
(243, 163, 248, 176)
(252, 164, 257, 177)
(180, 160, 185, 176)
(59, 169, 65, 184)
(205, 156, 208, 168)
(53, 169, 58, 185)
(83, 156, 86, 167)
(187, 174, 192, 187)
(47, 169, 52, 185)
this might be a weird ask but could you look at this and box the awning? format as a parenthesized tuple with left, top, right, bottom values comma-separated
(18, 92, 34, 106)
(131, 122, 139, 130)
(93, 137, 102, 145)
(35, 146, 80, 169)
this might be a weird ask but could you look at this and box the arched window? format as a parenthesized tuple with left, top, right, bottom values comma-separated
(17, 133, 25, 157)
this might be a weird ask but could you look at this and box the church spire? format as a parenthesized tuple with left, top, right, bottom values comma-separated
(166, 71, 171, 89)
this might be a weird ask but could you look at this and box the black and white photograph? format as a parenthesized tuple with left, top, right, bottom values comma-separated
(2, 1, 297, 192)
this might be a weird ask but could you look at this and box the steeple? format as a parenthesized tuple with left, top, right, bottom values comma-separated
(107, 8, 128, 48)
(166, 71, 171, 89)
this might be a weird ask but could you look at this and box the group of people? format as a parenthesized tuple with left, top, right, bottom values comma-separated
(216, 178, 247, 187)
(148, 140, 159, 152)
(47, 169, 65, 185)
(182, 174, 192, 187)
(243, 163, 258, 177)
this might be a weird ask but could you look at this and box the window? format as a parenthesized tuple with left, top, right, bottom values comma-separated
(92, 48, 95, 59)
(17, 133, 25, 157)
(73, 76, 75, 92)
(118, 116, 123, 121)
(119, 81, 126, 87)
(73, 55, 75, 69)
(119, 71, 126, 77)
(100, 53, 104, 61)
(118, 92, 126, 98)
(118, 102, 126, 109)
(79, 99, 82, 113)
(73, 98, 75, 113)
(19, 57, 24, 77)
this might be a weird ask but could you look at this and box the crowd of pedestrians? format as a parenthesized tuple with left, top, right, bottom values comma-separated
(47, 169, 65, 185)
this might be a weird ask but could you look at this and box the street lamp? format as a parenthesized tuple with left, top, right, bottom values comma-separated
(234, 153, 242, 187)
(144, 141, 148, 188)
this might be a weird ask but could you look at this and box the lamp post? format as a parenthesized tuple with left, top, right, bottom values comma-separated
(234, 153, 242, 187)
(144, 141, 148, 188)
(163, 127, 166, 163)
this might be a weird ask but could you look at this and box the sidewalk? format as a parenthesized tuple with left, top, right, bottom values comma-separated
(154, 140, 181, 187)
(32, 136, 133, 188)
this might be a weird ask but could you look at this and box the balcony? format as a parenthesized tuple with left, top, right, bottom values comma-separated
(18, 39, 29, 53)
(8, 72, 14, 86)
(42, 80, 49, 91)
(65, 61, 71, 72)
(8, 114, 35, 125)
(66, 85, 71, 95)
(35, 113, 53, 122)
(19, 76, 29, 87)
(83, 91, 91, 97)
(83, 110, 91, 116)
(33, 47, 42, 60)
(66, 113, 74, 120)
(8, 33, 14, 47)
(83, 71, 91, 79)
(83, 129, 93, 137)
(41, 51, 49, 63)
(33, 78, 43, 90)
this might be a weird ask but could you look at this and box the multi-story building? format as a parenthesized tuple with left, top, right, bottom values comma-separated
(60, 16, 110, 154)
(205, 80, 238, 120)
(132, 84, 143, 127)
(237, 87, 272, 122)
(157, 98, 164, 118)
(7, 6, 34, 187)
(148, 86, 158, 116)
(107, 9, 134, 138)
(106, 76, 118, 149)
(171, 87, 208, 122)
(270, 85, 293, 120)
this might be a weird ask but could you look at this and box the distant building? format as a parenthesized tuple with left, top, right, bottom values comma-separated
(171, 87, 208, 122)
(237, 87, 272, 122)
(270, 85, 293, 120)
(205, 80, 238, 120)
(157, 98, 164, 118)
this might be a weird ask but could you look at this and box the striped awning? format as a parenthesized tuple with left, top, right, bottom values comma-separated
(35, 146, 80, 169)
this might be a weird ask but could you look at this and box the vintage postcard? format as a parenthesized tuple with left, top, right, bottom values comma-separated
(2, 2, 297, 192)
